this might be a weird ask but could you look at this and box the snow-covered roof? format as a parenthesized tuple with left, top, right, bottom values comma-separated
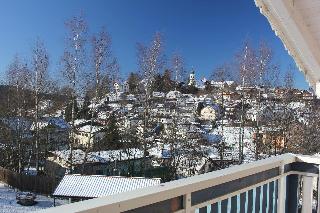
(53, 175, 161, 198)
(210, 126, 254, 149)
(166, 90, 181, 99)
(211, 81, 235, 87)
(288, 101, 305, 110)
(106, 93, 121, 102)
(51, 148, 144, 165)
(97, 111, 108, 120)
(39, 100, 52, 110)
(73, 119, 88, 127)
(148, 144, 172, 159)
(126, 94, 137, 101)
(77, 125, 103, 133)
(31, 117, 70, 131)
(202, 104, 220, 111)
(108, 103, 121, 109)
(225, 81, 235, 85)
(152, 91, 165, 98)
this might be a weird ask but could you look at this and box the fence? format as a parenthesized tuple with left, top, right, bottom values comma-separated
(0, 166, 58, 195)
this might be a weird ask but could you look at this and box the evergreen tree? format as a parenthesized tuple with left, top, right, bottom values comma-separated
(65, 99, 79, 122)
(127, 72, 141, 94)
(196, 102, 204, 116)
(78, 95, 91, 119)
(151, 73, 163, 92)
(162, 69, 174, 92)
(100, 112, 121, 150)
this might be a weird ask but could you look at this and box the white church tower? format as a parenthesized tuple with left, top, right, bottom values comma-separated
(188, 70, 196, 86)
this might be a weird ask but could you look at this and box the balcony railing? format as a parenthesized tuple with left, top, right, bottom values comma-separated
(38, 153, 320, 213)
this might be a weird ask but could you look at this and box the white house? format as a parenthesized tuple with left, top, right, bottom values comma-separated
(166, 90, 181, 100)
(74, 125, 105, 147)
(200, 105, 219, 121)
(152, 91, 165, 98)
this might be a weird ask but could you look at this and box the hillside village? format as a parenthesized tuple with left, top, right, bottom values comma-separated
(1, 69, 318, 183)
(2, 0, 320, 211)
(1, 13, 320, 212)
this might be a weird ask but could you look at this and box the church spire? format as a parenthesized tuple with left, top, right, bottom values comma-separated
(188, 68, 196, 86)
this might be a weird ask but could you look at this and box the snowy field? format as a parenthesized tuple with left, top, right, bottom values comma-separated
(0, 182, 67, 213)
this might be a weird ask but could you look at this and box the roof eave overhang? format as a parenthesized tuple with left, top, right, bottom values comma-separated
(254, 0, 320, 90)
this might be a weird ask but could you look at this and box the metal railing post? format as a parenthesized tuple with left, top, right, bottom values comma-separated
(183, 193, 192, 213)
(285, 174, 299, 213)
(277, 164, 286, 213)
(302, 176, 314, 213)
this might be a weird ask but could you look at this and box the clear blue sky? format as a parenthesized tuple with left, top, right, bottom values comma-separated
(0, 0, 309, 89)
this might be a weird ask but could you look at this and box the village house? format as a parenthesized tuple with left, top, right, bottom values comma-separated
(224, 102, 243, 120)
(290, 89, 302, 100)
(152, 91, 165, 99)
(253, 129, 285, 150)
(166, 90, 181, 100)
(302, 90, 315, 101)
(31, 117, 70, 148)
(185, 94, 196, 104)
(222, 91, 240, 102)
(274, 88, 286, 100)
(211, 80, 236, 90)
(46, 148, 151, 177)
(96, 111, 109, 125)
(74, 125, 104, 148)
(245, 105, 273, 122)
(200, 105, 220, 121)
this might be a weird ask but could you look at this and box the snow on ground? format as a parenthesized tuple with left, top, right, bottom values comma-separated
(210, 126, 254, 151)
(209, 126, 256, 161)
(0, 182, 67, 213)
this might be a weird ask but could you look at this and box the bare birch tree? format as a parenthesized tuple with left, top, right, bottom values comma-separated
(90, 27, 120, 98)
(137, 32, 165, 175)
(81, 27, 119, 173)
(237, 42, 257, 87)
(6, 56, 33, 172)
(254, 41, 272, 160)
(61, 14, 87, 173)
(281, 65, 296, 153)
(237, 43, 255, 162)
(212, 64, 231, 162)
(284, 65, 294, 90)
(171, 53, 186, 88)
(31, 39, 49, 172)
